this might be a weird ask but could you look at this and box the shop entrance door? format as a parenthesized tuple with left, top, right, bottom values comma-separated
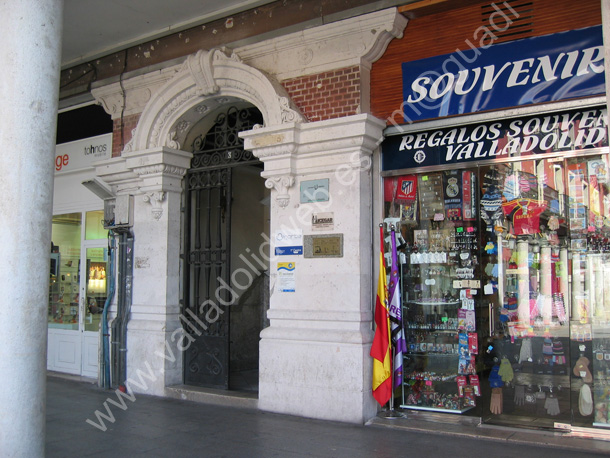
(48, 211, 108, 378)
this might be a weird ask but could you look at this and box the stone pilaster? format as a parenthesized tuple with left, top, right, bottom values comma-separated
(241, 114, 386, 423)
(94, 147, 192, 394)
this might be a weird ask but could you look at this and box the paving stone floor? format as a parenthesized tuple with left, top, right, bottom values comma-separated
(46, 375, 610, 457)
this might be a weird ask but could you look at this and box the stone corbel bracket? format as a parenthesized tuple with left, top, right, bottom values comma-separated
(143, 191, 166, 220)
(265, 175, 295, 208)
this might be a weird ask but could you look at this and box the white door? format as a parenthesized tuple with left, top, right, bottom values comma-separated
(48, 211, 108, 378)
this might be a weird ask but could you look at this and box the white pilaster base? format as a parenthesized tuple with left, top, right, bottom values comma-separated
(125, 319, 183, 395)
(259, 328, 376, 423)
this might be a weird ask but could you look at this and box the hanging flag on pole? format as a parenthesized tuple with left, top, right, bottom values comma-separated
(389, 225, 407, 387)
(370, 225, 392, 406)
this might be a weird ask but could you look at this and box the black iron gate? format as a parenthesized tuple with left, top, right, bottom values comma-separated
(182, 106, 263, 388)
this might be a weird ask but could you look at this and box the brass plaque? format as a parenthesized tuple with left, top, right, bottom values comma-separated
(304, 234, 343, 258)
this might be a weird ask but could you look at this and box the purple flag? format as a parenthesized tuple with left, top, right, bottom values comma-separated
(388, 227, 406, 387)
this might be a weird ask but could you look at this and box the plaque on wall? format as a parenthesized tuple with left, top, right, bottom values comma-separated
(300, 179, 330, 203)
(304, 234, 343, 258)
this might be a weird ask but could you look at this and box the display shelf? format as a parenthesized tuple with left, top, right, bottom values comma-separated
(592, 325, 610, 337)
(501, 325, 571, 339)
(404, 376, 458, 383)
(408, 300, 461, 306)
(406, 352, 459, 357)
(399, 404, 475, 414)
(512, 372, 570, 382)
(404, 326, 460, 332)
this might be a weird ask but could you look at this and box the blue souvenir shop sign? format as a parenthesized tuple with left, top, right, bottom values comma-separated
(401, 26, 604, 123)
(382, 107, 608, 171)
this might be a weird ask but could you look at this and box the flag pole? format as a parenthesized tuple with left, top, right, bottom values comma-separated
(386, 223, 394, 414)
(380, 222, 405, 419)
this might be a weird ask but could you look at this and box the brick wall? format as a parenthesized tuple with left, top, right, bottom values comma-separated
(112, 113, 140, 156)
(282, 66, 360, 122)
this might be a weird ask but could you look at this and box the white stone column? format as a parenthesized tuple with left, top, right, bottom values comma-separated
(0, 0, 63, 456)
(95, 147, 192, 395)
(603, 0, 610, 118)
(241, 114, 385, 423)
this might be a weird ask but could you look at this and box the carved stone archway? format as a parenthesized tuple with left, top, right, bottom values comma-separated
(124, 47, 304, 154)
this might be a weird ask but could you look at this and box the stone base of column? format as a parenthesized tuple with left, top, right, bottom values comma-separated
(258, 327, 376, 424)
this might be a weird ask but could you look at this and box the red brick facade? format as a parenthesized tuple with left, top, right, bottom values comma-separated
(112, 113, 140, 156)
(282, 66, 360, 122)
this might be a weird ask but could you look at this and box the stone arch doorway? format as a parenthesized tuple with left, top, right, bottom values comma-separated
(119, 48, 303, 391)
(181, 103, 268, 390)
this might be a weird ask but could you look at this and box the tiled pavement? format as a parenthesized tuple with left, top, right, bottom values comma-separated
(46, 374, 610, 457)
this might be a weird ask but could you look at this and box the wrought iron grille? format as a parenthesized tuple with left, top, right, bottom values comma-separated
(182, 106, 262, 388)
(190, 106, 261, 170)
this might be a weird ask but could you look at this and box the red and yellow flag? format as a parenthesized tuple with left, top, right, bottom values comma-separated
(370, 225, 392, 406)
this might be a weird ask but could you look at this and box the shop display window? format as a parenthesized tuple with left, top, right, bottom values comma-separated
(382, 153, 610, 427)
(84, 249, 108, 332)
(49, 213, 82, 330)
(49, 213, 108, 332)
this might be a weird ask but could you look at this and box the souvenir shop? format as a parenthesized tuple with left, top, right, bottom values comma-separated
(377, 19, 610, 431)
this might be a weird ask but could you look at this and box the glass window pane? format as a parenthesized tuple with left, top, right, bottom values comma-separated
(84, 247, 108, 332)
(49, 213, 81, 330)
(85, 210, 107, 240)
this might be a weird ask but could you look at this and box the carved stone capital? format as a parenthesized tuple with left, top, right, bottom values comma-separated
(101, 147, 193, 194)
(265, 175, 295, 208)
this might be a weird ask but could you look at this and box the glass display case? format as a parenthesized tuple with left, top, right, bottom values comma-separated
(385, 170, 482, 413)
(383, 152, 610, 426)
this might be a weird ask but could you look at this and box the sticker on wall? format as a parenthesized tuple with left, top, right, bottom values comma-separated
(277, 262, 296, 292)
(275, 229, 303, 256)
(311, 212, 334, 231)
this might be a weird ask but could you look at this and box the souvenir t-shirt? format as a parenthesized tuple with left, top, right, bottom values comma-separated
(502, 199, 547, 235)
